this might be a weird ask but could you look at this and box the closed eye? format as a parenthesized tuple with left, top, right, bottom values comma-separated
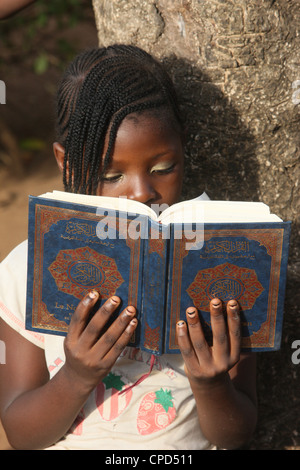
(100, 162, 177, 183)
(100, 173, 123, 183)
(151, 162, 176, 175)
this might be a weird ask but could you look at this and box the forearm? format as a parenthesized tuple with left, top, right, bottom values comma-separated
(2, 365, 91, 450)
(1, 294, 138, 450)
(190, 373, 257, 450)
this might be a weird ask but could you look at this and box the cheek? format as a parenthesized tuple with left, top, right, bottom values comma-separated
(95, 168, 184, 203)
(95, 184, 123, 197)
(158, 172, 183, 205)
(96, 184, 116, 197)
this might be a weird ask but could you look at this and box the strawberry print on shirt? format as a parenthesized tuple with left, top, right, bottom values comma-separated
(137, 388, 176, 435)
(96, 372, 132, 421)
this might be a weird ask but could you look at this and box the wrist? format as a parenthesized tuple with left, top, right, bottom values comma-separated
(59, 363, 95, 399)
(187, 371, 231, 393)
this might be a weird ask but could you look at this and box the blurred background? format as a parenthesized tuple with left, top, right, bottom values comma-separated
(0, 0, 97, 260)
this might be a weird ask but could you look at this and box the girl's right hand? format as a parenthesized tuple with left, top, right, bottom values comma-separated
(63, 291, 138, 391)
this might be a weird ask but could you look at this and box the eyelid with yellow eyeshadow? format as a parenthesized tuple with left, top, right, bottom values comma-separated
(150, 161, 176, 173)
(101, 162, 176, 183)
(100, 173, 123, 183)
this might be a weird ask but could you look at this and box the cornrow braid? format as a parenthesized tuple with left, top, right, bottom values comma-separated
(55, 45, 183, 195)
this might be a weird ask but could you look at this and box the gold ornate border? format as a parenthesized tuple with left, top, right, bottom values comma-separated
(168, 227, 284, 350)
(31, 204, 142, 333)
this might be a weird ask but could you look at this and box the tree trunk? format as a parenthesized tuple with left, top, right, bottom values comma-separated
(92, 0, 300, 449)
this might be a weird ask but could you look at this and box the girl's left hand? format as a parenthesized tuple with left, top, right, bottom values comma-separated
(176, 298, 241, 383)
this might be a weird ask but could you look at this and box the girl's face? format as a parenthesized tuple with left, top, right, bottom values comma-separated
(97, 113, 184, 207)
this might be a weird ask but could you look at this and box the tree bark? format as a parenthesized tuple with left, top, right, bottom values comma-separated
(92, 0, 300, 449)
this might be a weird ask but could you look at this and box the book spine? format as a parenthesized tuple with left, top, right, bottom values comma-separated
(163, 226, 185, 354)
(140, 221, 169, 355)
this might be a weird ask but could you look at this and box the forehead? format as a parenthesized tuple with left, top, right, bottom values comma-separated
(108, 111, 183, 164)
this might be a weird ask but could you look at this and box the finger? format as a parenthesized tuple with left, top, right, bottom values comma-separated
(102, 316, 138, 365)
(67, 290, 100, 341)
(176, 319, 204, 372)
(210, 298, 229, 359)
(185, 308, 211, 361)
(176, 320, 194, 359)
(79, 296, 122, 348)
(226, 300, 241, 364)
(92, 305, 137, 357)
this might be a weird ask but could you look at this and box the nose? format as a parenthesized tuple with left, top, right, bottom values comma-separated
(126, 175, 159, 206)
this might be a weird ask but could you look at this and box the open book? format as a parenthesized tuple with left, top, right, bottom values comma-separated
(25, 191, 291, 353)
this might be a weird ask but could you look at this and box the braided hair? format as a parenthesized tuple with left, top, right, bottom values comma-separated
(55, 44, 183, 195)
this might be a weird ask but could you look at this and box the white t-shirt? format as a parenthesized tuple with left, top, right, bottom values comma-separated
(0, 240, 214, 450)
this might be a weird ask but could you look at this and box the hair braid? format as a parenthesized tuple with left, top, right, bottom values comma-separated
(55, 45, 183, 195)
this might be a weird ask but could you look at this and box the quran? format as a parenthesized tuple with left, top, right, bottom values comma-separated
(25, 191, 291, 353)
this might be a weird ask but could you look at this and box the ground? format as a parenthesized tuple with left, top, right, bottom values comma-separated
(0, 2, 299, 451)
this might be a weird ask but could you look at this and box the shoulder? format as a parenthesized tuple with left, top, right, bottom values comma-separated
(0, 240, 28, 303)
(0, 239, 28, 266)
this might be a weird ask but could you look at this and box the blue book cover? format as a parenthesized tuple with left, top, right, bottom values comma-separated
(26, 196, 145, 348)
(25, 196, 291, 354)
(163, 223, 290, 353)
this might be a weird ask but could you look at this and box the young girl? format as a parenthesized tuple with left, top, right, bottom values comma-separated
(0, 45, 257, 450)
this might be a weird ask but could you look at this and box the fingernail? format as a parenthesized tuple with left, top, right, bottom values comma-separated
(126, 306, 135, 315)
(228, 300, 239, 318)
(212, 300, 221, 308)
(177, 321, 185, 327)
(89, 290, 99, 299)
(110, 296, 120, 304)
(187, 308, 196, 317)
(126, 318, 138, 332)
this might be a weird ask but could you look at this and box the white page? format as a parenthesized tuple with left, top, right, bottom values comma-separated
(39, 191, 282, 223)
(42, 190, 157, 219)
(160, 201, 282, 224)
